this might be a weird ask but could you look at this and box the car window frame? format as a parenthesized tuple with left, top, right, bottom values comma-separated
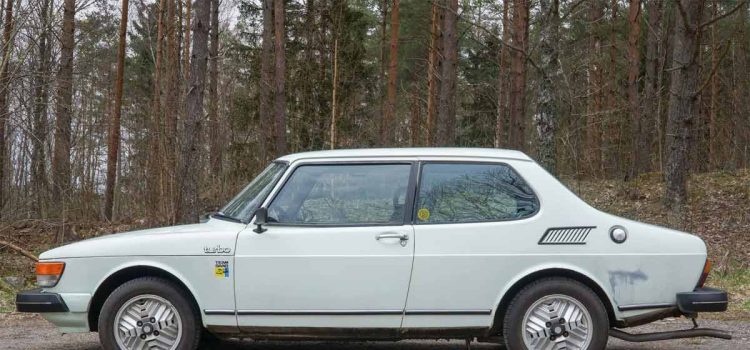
(217, 160, 289, 224)
(411, 160, 540, 225)
(260, 160, 419, 228)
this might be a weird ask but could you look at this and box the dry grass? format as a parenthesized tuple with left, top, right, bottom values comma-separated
(564, 169, 750, 270)
(564, 169, 750, 319)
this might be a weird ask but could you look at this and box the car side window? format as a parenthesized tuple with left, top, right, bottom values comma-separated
(415, 163, 539, 224)
(267, 164, 412, 225)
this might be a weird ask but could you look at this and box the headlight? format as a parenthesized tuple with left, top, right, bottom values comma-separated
(36, 262, 65, 288)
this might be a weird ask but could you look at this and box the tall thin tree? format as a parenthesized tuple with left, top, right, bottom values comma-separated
(380, 0, 399, 146)
(177, 0, 210, 223)
(103, 0, 130, 221)
(627, 0, 644, 177)
(0, 0, 14, 214)
(435, 0, 458, 146)
(165, 0, 180, 219)
(273, 0, 287, 155)
(208, 0, 221, 178)
(643, 0, 663, 171)
(51, 0, 76, 210)
(494, 0, 510, 148)
(535, 0, 560, 173)
(508, 0, 529, 150)
(425, 0, 442, 146)
(664, 0, 704, 212)
(31, 0, 53, 217)
(148, 0, 167, 222)
(259, 0, 273, 160)
(585, 0, 605, 176)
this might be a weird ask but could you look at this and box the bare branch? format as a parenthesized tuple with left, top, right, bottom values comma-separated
(700, 0, 747, 28)
(674, 0, 693, 32)
(693, 39, 732, 96)
(0, 240, 38, 261)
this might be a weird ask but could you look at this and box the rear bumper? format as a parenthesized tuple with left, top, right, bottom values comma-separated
(676, 287, 728, 313)
(16, 289, 69, 313)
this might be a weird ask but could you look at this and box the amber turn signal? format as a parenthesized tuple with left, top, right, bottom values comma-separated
(36, 262, 65, 288)
(696, 259, 712, 288)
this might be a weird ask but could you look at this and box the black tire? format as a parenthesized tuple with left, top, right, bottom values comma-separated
(98, 277, 201, 350)
(502, 277, 608, 350)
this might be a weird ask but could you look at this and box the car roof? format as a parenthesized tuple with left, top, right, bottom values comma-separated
(276, 147, 533, 163)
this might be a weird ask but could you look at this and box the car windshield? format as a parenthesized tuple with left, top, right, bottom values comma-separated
(219, 162, 287, 222)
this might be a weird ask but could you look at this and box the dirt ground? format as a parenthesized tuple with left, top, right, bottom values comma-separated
(0, 313, 748, 350)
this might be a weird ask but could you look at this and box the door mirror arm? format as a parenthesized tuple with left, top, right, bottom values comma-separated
(253, 207, 268, 234)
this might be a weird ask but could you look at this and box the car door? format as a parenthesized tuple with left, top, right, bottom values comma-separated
(403, 161, 543, 328)
(234, 161, 417, 331)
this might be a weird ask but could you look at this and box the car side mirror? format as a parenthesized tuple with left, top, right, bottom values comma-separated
(253, 207, 268, 234)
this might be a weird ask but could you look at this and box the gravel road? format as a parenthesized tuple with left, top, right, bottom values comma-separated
(1, 313, 748, 350)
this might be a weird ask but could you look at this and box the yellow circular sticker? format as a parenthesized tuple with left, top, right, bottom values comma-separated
(417, 208, 430, 221)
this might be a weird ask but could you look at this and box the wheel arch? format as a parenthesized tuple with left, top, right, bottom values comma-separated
(489, 267, 617, 334)
(87, 264, 201, 332)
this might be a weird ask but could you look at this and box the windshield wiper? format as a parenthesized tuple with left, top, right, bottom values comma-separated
(210, 211, 243, 223)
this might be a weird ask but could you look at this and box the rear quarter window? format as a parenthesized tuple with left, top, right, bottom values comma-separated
(415, 162, 539, 224)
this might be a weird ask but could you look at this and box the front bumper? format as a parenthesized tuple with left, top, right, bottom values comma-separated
(16, 289, 69, 313)
(676, 287, 728, 313)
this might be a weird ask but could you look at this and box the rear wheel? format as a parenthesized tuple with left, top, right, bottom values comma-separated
(98, 277, 201, 350)
(503, 277, 608, 350)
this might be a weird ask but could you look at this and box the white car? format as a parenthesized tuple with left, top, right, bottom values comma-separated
(17, 148, 730, 350)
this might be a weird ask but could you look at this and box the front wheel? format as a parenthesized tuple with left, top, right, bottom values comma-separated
(503, 277, 609, 350)
(98, 277, 201, 350)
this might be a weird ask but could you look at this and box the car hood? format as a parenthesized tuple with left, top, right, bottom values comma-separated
(39, 218, 245, 259)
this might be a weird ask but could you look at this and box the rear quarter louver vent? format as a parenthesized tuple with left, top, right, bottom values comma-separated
(538, 226, 596, 245)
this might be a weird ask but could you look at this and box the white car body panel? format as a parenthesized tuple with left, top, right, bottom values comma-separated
(32, 148, 708, 337)
(234, 224, 415, 328)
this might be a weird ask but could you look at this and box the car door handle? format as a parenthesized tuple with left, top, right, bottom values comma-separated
(376, 232, 409, 246)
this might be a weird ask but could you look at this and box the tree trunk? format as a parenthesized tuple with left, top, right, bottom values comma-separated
(380, 0, 399, 146)
(435, 0, 458, 146)
(535, 0, 559, 173)
(0, 0, 13, 214)
(495, 0, 510, 148)
(508, 0, 529, 150)
(585, 0, 604, 177)
(259, 0, 273, 161)
(410, 87, 420, 146)
(425, 0, 442, 146)
(379, 0, 387, 127)
(165, 0, 179, 220)
(664, 0, 704, 212)
(273, 0, 286, 155)
(104, 0, 129, 221)
(316, 0, 329, 147)
(31, 0, 53, 217)
(627, 0, 644, 177)
(302, 0, 315, 149)
(708, 0, 718, 169)
(148, 0, 167, 222)
(208, 0, 221, 177)
(605, 0, 619, 176)
(330, 37, 338, 149)
(51, 0, 76, 211)
(643, 0, 663, 172)
(177, 0, 210, 224)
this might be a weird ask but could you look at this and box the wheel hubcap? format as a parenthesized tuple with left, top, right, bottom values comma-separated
(522, 294, 593, 350)
(114, 294, 182, 350)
